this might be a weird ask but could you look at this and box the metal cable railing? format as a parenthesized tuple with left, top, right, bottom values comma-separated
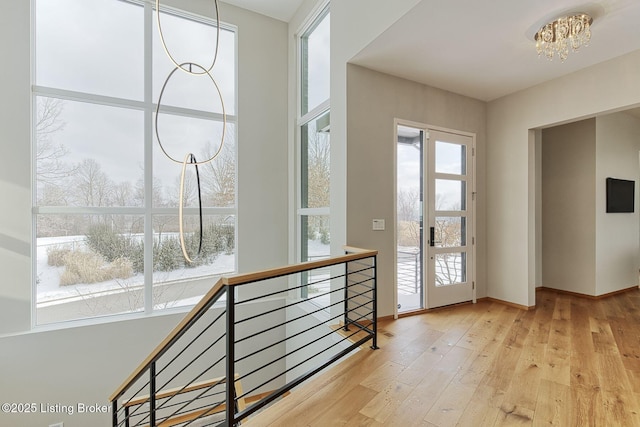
(110, 247, 377, 427)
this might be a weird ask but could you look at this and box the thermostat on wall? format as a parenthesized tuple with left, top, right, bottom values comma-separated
(372, 219, 385, 231)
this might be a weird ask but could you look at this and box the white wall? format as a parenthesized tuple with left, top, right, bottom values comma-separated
(345, 64, 487, 318)
(487, 49, 640, 307)
(0, 0, 31, 334)
(541, 119, 597, 295)
(0, 1, 289, 426)
(595, 112, 640, 295)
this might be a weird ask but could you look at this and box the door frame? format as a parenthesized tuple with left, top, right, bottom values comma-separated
(394, 119, 476, 318)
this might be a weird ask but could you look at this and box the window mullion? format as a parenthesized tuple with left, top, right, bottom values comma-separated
(143, 1, 154, 314)
(298, 99, 330, 127)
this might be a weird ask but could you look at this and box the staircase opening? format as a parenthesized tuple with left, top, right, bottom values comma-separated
(110, 247, 378, 426)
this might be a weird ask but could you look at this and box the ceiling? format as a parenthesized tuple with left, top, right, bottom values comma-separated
(225, 0, 640, 104)
(350, 0, 640, 102)
(222, 0, 305, 22)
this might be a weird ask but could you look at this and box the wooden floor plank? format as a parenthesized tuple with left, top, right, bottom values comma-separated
(569, 298, 600, 389)
(308, 384, 378, 427)
(422, 380, 476, 426)
(456, 383, 504, 427)
(359, 380, 413, 424)
(359, 360, 407, 392)
(384, 345, 474, 426)
(343, 412, 384, 427)
(541, 319, 571, 386)
(243, 289, 640, 427)
(533, 379, 571, 427)
(500, 300, 553, 415)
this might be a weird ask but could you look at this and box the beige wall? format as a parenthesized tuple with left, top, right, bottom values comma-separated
(541, 113, 640, 296)
(346, 64, 487, 318)
(542, 119, 597, 295)
(0, 2, 288, 426)
(595, 112, 640, 294)
(330, 0, 422, 258)
(487, 49, 640, 308)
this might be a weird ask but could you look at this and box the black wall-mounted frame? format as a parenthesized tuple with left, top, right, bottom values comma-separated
(606, 177, 635, 213)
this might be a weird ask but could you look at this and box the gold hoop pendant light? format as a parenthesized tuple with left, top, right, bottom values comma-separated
(155, 0, 221, 75)
(155, 62, 227, 166)
(179, 153, 204, 264)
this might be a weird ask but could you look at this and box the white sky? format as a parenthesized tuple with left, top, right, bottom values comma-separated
(306, 12, 330, 113)
(35, 0, 235, 191)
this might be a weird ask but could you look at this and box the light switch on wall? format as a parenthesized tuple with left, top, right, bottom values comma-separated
(372, 219, 385, 231)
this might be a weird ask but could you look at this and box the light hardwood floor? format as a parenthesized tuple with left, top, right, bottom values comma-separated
(244, 288, 640, 426)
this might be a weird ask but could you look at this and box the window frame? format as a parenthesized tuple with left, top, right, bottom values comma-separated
(296, 2, 330, 300)
(31, 0, 238, 327)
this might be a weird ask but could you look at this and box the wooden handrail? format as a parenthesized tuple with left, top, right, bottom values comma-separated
(222, 247, 378, 286)
(110, 247, 378, 403)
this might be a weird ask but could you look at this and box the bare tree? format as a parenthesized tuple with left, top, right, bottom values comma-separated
(73, 158, 113, 207)
(39, 183, 69, 207)
(433, 197, 464, 286)
(113, 181, 134, 207)
(171, 169, 198, 208)
(35, 97, 76, 203)
(397, 189, 420, 247)
(306, 130, 330, 209)
(302, 129, 330, 242)
(200, 132, 236, 208)
(36, 97, 66, 139)
(134, 175, 166, 208)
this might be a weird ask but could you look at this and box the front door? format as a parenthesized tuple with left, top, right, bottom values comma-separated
(425, 129, 475, 308)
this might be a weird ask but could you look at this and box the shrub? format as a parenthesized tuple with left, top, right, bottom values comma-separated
(86, 224, 145, 274)
(319, 227, 330, 245)
(60, 269, 81, 286)
(60, 250, 107, 285)
(154, 238, 181, 272)
(128, 241, 145, 274)
(58, 250, 135, 286)
(47, 247, 71, 267)
(217, 224, 235, 255)
(78, 221, 235, 276)
(182, 232, 211, 268)
(86, 224, 130, 263)
(108, 257, 134, 280)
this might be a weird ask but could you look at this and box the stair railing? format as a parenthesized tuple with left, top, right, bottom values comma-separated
(110, 246, 378, 427)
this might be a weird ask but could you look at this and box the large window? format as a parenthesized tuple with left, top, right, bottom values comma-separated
(33, 0, 237, 325)
(298, 5, 330, 300)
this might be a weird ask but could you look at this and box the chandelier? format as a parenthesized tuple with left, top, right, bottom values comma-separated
(535, 13, 593, 61)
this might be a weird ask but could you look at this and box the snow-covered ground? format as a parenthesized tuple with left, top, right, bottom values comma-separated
(36, 235, 236, 305)
(36, 235, 330, 307)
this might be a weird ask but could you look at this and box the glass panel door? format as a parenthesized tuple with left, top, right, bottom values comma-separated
(426, 130, 474, 308)
(396, 125, 424, 313)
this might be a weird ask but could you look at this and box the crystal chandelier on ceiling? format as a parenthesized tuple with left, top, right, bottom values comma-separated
(535, 13, 593, 61)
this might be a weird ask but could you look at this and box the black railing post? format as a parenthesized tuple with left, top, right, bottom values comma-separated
(124, 405, 129, 427)
(112, 400, 118, 427)
(371, 255, 379, 350)
(226, 287, 236, 427)
(343, 256, 350, 331)
(150, 362, 156, 427)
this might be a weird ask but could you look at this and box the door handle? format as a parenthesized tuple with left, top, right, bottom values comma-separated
(429, 226, 441, 246)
